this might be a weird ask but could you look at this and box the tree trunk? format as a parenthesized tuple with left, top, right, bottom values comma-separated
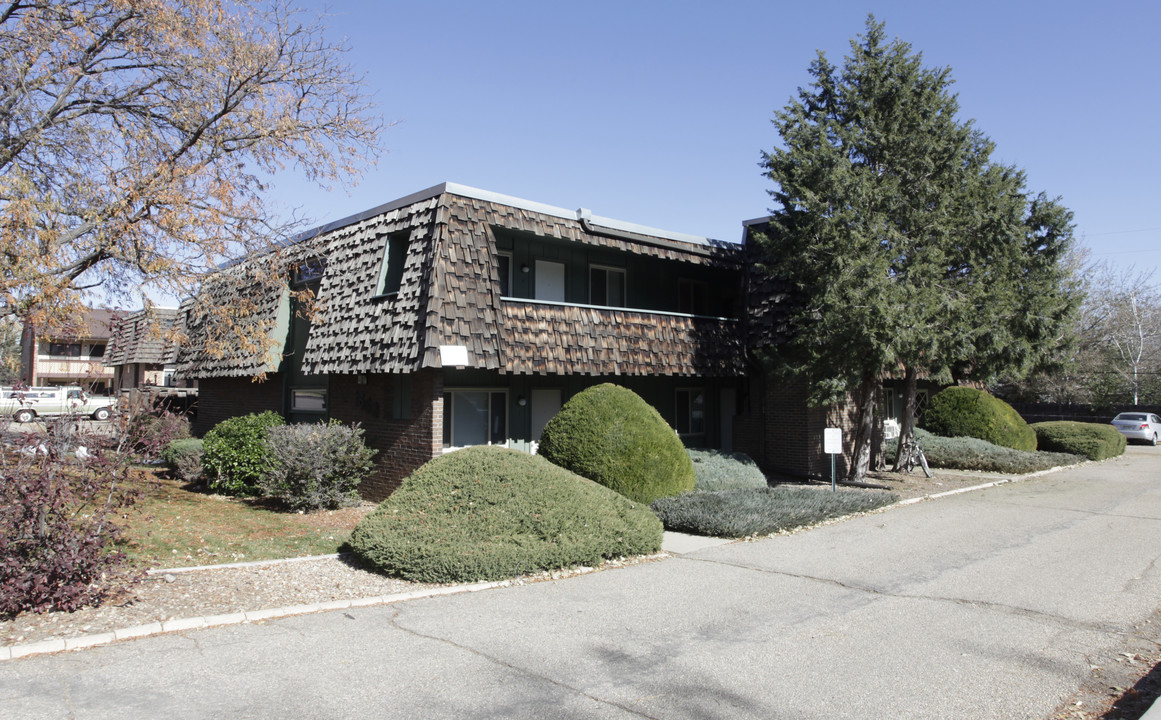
(847, 370, 877, 483)
(871, 381, 886, 471)
(892, 365, 919, 472)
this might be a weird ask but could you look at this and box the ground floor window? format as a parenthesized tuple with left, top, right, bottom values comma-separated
(675, 388, 706, 437)
(443, 389, 507, 450)
(291, 387, 327, 413)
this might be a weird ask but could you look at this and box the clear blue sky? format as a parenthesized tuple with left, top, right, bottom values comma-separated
(270, 0, 1160, 280)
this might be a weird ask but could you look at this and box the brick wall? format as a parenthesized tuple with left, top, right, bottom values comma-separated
(329, 369, 442, 501)
(192, 373, 285, 436)
(735, 374, 859, 481)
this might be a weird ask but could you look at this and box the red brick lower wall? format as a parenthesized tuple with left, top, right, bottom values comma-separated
(193, 370, 443, 502)
(734, 374, 860, 480)
(192, 374, 285, 436)
(329, 369, 442, 502)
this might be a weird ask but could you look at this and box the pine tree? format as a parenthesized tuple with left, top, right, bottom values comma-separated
(757, 16, 1078, 480)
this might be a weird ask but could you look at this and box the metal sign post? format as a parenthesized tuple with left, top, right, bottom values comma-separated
(823, 428, 842, 491)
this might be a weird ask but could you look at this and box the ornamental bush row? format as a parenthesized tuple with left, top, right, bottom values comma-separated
(1030, 421, 1126, 461)
(898, 429, 1082, 474)
(172, 413, 376, 511)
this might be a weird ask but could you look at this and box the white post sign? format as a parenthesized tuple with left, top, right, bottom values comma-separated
(823, 428, 843, 455)
(823, 428, 842, 491)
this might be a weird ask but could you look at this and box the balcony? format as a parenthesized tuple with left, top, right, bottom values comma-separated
(34, 356, 113, 380)
(499, 299, 744, 377)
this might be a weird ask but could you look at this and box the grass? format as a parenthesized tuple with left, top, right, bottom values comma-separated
(651, 485, 898, 538)
(117, 470, 365, 569)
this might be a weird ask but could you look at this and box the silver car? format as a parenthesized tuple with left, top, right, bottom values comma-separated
(1111, 412, 1161, 445)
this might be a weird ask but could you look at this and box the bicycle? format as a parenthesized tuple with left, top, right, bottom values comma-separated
(898, 438, 933, 478)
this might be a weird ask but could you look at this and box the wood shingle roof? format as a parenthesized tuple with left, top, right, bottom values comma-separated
(105, 308, 181, 366)
(177, 183, 749, 379)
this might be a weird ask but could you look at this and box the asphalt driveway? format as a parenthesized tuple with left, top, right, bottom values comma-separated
(2, 447, 1160, 719)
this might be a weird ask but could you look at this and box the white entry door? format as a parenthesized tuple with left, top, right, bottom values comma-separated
(530, 388, 562, 453)
(535, 260, 566, 302)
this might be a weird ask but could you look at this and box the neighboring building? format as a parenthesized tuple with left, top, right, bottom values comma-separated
(105, 307, 191, 391)
(19, 309, 116, 394)
(177, 183, 758, 499)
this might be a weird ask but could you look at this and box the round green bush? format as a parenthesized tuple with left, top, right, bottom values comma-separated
(921, 387, 1037, 452)
(202, 411, 285, 496)
(537, 383, 695, 504)
(349, 446, 663, 583)
(1031, 421, 1126, 461)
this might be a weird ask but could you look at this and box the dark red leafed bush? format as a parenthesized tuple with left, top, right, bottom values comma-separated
(0, 418, 142, 617)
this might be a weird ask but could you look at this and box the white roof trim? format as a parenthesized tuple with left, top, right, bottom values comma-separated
(284, 182, 741, 250)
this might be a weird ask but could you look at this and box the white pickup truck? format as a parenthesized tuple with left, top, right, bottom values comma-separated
(0, 386, 117, 423)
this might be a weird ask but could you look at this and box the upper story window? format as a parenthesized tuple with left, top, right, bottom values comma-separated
(293, 258, 326, 286)
(496, 253, 512, 297)
(678, 279, 708, 315)
(376, 232, 409, 296)
(47, 342, 82, 357)
(589, 265, 626, 307)
(88, 342, 106, 358)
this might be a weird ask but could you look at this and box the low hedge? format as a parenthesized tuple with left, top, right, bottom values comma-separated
(1031, 421, 1126, 461)
(651, 486, 897, 538)
(688, 449, 768, 492)
(349, 446, 663, 583)
(923, 387, 1037, 452)
(893, 429, 1081, 474)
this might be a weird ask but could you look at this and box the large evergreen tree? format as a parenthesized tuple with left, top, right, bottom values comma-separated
(757, 17, 1077, 480)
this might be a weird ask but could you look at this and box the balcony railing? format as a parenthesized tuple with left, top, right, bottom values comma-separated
(500, 298, 744, 377)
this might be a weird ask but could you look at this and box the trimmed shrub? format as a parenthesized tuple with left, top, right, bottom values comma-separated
(688, 449, 768, 492)
(202, 411, 285, 496)
(1032, 421, 1126, 461)
(350, 446, 663, 583)
(891, 429, 1081, 474)
(537, 383, 694, 504)
(162, 438, 205, 484)
(651, 486, 897, 538)
(260, 421, 376, 511)
(922, 387, 1037, 451)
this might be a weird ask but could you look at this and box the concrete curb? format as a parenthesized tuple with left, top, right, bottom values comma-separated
(0, 463, 1081, 663)
(892, 462, 1077, 507)
(1, 580, 510, 662)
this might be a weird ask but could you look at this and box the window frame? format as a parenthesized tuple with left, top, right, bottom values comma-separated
(290, 387, 327, 413)
(375, 232, 410, 297)
(678, 278, 708, 315)
(496, 252, 512, 297)
(46, 341, 83, 357)
(675, 387, 707, 437)
(589, 264, 627, 307)
(442, 388, 508, 452)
